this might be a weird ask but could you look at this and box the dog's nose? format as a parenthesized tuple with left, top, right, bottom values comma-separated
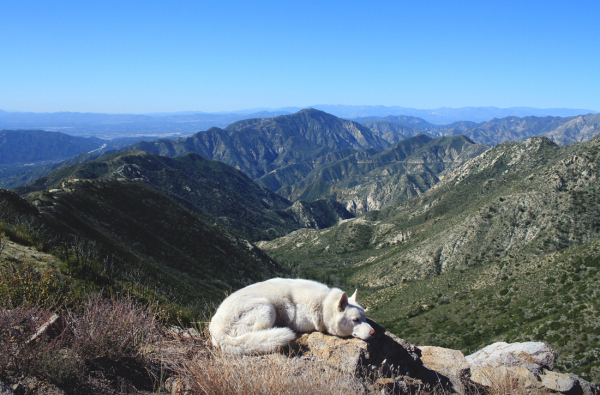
(370, 329, 375, 336)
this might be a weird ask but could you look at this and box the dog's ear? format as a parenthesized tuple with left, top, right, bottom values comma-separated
(338, 292, 349, 311)
(349, 289, 358, 304)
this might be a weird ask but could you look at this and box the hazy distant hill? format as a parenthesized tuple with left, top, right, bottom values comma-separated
(357, 121, 420, 143)
(0, 129, 104, 165)
(317, 105, 597, 123)
(359, 113, 600, 146)
(0, 130, 169, 189)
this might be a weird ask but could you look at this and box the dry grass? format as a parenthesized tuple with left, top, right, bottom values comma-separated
(469, 365, 553, 395)
(163, 349, 369, 395)
(0, 294, 159, 386)
(70, 295, 159, 361)
(155, 328, 453, 395)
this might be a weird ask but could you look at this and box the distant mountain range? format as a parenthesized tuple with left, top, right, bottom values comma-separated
(1, 106, 597, 140)
(4, 110, 600, 209)
(319, 105, 598, 123)
(357, 114, 600, 146)
(126, 109, 391, 179)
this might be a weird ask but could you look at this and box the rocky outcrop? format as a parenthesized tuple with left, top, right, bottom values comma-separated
(285, 199, 354, 229)
(290, 320, 474, 394)
(289, 331, 599, 395)
(291, 320, 422, 378)
(466, 342, 598, 395)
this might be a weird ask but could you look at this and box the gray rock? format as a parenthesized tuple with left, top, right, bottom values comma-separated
(291, 319, 480, 393)
(466, 341, 555, 371)
(541, 371, 578, 394)
(417, 346, 470, 393)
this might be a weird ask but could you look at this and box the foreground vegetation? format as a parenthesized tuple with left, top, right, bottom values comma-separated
(363, 239, 600, 382)
(1, 293, 557, 395)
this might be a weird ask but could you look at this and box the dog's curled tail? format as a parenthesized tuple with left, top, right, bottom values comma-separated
(211, 327, 297, 355)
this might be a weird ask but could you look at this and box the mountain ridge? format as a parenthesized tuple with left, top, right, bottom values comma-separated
(359, 113, 600, 146)
(12, 150, 353, 242)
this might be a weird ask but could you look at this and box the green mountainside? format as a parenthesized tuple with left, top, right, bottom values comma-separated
(364, 239, 600, 380)
(258, 135, 600, 380)
(2, 180, 286, 310)
(260, 136, 600, 283)
(271, 135, 488, 213)
(13, 150, 352, 242)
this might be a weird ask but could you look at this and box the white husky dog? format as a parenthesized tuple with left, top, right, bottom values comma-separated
(209, 278, 375, 355)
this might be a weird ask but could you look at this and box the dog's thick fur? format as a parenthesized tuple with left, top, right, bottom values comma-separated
(209, 278, 375, 355)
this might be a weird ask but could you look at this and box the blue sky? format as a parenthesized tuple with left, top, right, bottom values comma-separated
(1, 0, 598, 113)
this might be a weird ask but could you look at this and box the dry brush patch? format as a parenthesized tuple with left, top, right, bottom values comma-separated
(0, 294, 161, 389)
(160, 345, 374, 395)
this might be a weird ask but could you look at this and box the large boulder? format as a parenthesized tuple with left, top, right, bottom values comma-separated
(466, 341, 555, 373)
(291, 319, 422, 378)
(466, 341, 598, 395)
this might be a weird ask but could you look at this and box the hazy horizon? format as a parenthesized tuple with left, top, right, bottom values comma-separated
(1, 105, 598, 117)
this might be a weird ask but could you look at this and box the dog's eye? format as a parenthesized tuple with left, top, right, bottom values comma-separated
(352, 318, 360, 322)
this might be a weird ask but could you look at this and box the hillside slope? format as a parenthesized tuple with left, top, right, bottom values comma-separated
(259, 135, 600, 286)
(13, 150, 353, 241)
(4, 180, 287, 306)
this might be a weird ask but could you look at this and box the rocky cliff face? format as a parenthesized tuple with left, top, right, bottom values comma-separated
(127, 109, 391, 180)
(274, 135, 488, 214)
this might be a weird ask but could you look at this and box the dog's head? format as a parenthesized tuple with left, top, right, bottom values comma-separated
(333, 289, 375, 341)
